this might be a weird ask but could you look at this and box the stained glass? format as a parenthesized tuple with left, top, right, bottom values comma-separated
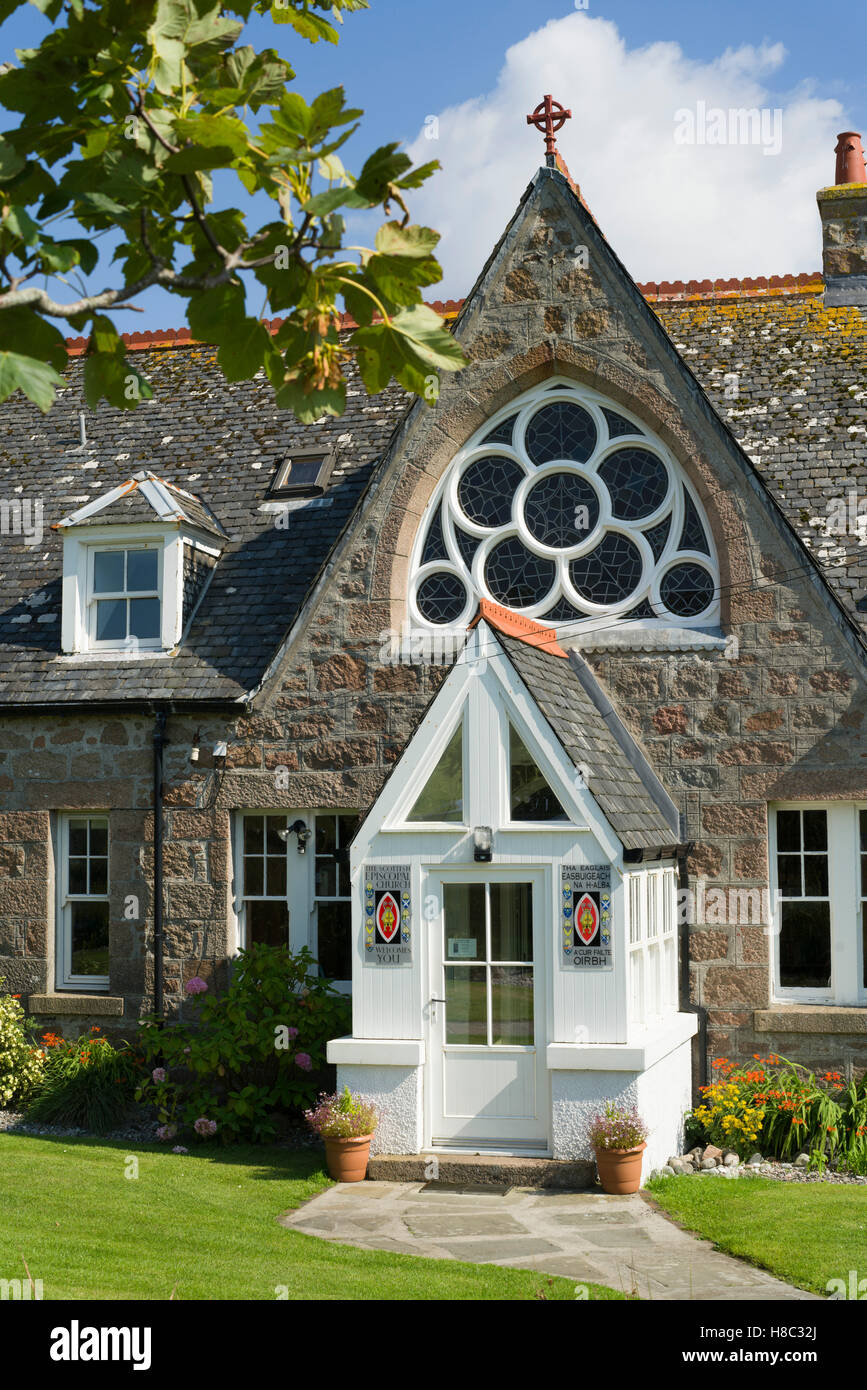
(482, 414, 517, 445)
(643, 515, 672, 561)
(570, 532, 643, 605)
(417, 571, 467, 624)
(523, 471, 599, 548)
(458, 456, 524, 528)
(603, 408, 643, 438)
(485, 538, 556, 608)
(540, 595, 584, 622)
(678, 489, 710, 555)
(597, 448, 668, 521)
(454, 525, 479, 570)
(525, 401, 597, 465)
(421, 504, 448, 564)
(659, 563, 715, 617)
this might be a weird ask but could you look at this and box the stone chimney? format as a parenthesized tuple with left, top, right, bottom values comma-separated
(817, 132, 867, 306)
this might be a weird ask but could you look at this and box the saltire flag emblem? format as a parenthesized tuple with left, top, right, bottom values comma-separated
(575, 893, 599, 945)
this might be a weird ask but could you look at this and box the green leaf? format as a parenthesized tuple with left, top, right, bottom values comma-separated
(355, 143, 412, 201)
(0, 352, 64, 412)
(270, 4, 339, 43)
(217, 317, 270, 380)
(2, 204, 39, 245)
(389, 304, 465, 372)
(173, 114, 249, 159)
(84, 353, 153, 409)
(0, 310, 67, 371)
(188, 283, 246, 344)
(165, 145, 237, 173)
(0, 137, 25, 181)
(301, 185, 367, 216)
(374, 221, 440, 258)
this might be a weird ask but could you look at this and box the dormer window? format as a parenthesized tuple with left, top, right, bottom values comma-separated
(91, 545, 161, 647)
(55, 472, 226, 657)
(267, 448, 337, 499)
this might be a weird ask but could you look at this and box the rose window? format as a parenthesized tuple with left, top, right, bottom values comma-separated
(409, 379, 720, 632)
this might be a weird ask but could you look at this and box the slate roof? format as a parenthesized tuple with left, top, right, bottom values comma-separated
(496, 629, 680, 852)
(0, 348, 407, 705)
(56, 471, 228, 540)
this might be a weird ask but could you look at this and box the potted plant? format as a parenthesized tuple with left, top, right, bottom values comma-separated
(588, 1102, 649, 1194)
(304, 1087, 380, 1182)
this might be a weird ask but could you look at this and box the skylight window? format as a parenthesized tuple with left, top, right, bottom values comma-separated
(268, 448, 337, 498)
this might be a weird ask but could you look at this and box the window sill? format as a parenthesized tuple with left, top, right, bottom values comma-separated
(29, 994, 124, 1017)
(754, 1005, 867, 1035)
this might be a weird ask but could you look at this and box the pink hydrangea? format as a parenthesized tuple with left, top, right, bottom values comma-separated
(286, 1026, 299, 1039)
(185, 976, 208, 995)
(295, 1053, 312, 1071)
(152, 1067, 167, 1083)
(156, 1124, 177, 1142)
(194, 1116, 218, 1138)
(172, 1146, 189, 1155)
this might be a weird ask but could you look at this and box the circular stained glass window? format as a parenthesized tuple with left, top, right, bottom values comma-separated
(411, 382, 719, 631)
(485, 538, 555, 608)
(597, 447, 668, 521)
(659, 563, 715, 618)
(525, 401, 597, 465)
(416, 572, 467, 625)
(458, 456, 524, 528)
(523, 471, 600, 548)
(569, 532, 643, 606)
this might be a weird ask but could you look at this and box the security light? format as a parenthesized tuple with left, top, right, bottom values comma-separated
(277, 819, 312, 853)
(473, 826, 493, 862)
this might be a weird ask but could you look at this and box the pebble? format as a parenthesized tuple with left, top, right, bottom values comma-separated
(662, 1145, 867, 1185)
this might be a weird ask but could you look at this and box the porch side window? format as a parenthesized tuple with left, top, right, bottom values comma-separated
(775, 808, 831, 990)
(314, 813, 358, 980)
(58, 814, 110, 989)
(241, 814, 289, 948)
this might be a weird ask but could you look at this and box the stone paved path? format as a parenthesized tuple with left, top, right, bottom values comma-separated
(278, 1181, 819, 1300)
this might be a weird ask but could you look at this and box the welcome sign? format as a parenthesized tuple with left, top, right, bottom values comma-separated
(561, 864, 612, 970)
(362, 864, 412, 966)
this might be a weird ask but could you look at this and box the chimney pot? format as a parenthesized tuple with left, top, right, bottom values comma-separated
(834, 131, 867, 186)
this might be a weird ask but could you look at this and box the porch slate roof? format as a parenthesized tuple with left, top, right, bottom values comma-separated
(495, 630, 680, 852)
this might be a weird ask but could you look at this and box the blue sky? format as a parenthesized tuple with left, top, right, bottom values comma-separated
(1, 0, 863, 331)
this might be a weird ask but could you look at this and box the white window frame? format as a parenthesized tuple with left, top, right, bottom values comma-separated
(769, 802, 865, 1005)
(626, 866, 678, 1029)
(232, 810, 358, 991)
(56, 812, 110, 992)
(86, 541, 163, 651)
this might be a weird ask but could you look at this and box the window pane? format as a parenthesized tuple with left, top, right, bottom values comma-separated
(315, 858, 337, 897)
(491, 966, 534, 1045)
(93, 550, 124, 593)
(70, 901, 109, 976)
(244, 857, 263, 896)
(266, 816, 287, 855)
(803, 855, 829, 898)
(445, 965, 486, 1044)
(510, 723, 567, 821)
(490, 882, 533, 961)
(246, 900, 288, 948)
(89, 823, 108, 856)
(128, 598, 160, 639)
(127, 549, 158, 592)
(776, 810, 801, 853)
(316, 901, 351, 979)
(779, 901, 831, 989)
(444, 883, 486, 960)
(861, 810, 867, 854)
(96, 598, 126, 641)
(408, 724, 464, 822)
(266, 855, 286, 898)
(89, 858, 108, 896)
(802, 810, 827, 852)
(862, 855, 867, 899)
(777, 855, 802, 897)
(315, 815, 336, 855)
(68, 858, 87, 894)
(68, 820, 88, 856)
(244, 817, 264, 854)
(338, 814, 359, 846)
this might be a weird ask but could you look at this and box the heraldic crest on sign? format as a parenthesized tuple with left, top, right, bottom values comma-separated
(561, 864, 612, 970)
(363, 864, 412, 966)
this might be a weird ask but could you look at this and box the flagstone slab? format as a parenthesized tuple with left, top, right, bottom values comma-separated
(403, 1212, 528, 1239)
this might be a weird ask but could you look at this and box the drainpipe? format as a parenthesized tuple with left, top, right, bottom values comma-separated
(677, 843, 708, 1095)
(153, 709, 168, 1021)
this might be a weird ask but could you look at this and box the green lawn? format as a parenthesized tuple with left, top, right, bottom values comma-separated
(0, 1134, 625, 1301)
(647, 1175, 867, 1296)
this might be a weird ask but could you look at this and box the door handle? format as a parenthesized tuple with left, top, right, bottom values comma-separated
(430, 996, 446, 1021)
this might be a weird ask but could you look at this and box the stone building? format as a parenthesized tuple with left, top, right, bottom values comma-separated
(1, 123, 866, 1160)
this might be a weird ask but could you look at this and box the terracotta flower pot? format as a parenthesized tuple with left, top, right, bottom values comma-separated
(324, 1133, 374, 1183)
(594, 1142, 646, 1194)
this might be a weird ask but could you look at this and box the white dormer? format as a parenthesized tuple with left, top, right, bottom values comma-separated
(54, 472, 226, 656)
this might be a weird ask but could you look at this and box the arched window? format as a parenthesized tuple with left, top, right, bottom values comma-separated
(409, 379, 720, 635)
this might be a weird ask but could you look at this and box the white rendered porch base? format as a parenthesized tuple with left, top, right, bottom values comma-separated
(328, 1014, 697, 1175)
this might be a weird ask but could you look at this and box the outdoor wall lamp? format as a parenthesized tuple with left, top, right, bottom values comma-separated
(473, 826, 493, 862)
(190, 729, 202, 763)
(277, 819, 312, 854)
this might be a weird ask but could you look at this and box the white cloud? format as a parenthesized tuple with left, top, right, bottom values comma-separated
(404, 12, 845, 296)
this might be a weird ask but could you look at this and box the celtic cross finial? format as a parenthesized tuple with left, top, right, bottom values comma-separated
(526, 94, 571, 157)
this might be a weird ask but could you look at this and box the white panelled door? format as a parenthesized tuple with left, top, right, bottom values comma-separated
(428, 868, 548, 1149)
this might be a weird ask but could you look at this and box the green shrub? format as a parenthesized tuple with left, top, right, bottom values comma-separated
(136, 944, 351, 1144)
(26, 1029, 143, 1133)
(0, 982, 45, 1107)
